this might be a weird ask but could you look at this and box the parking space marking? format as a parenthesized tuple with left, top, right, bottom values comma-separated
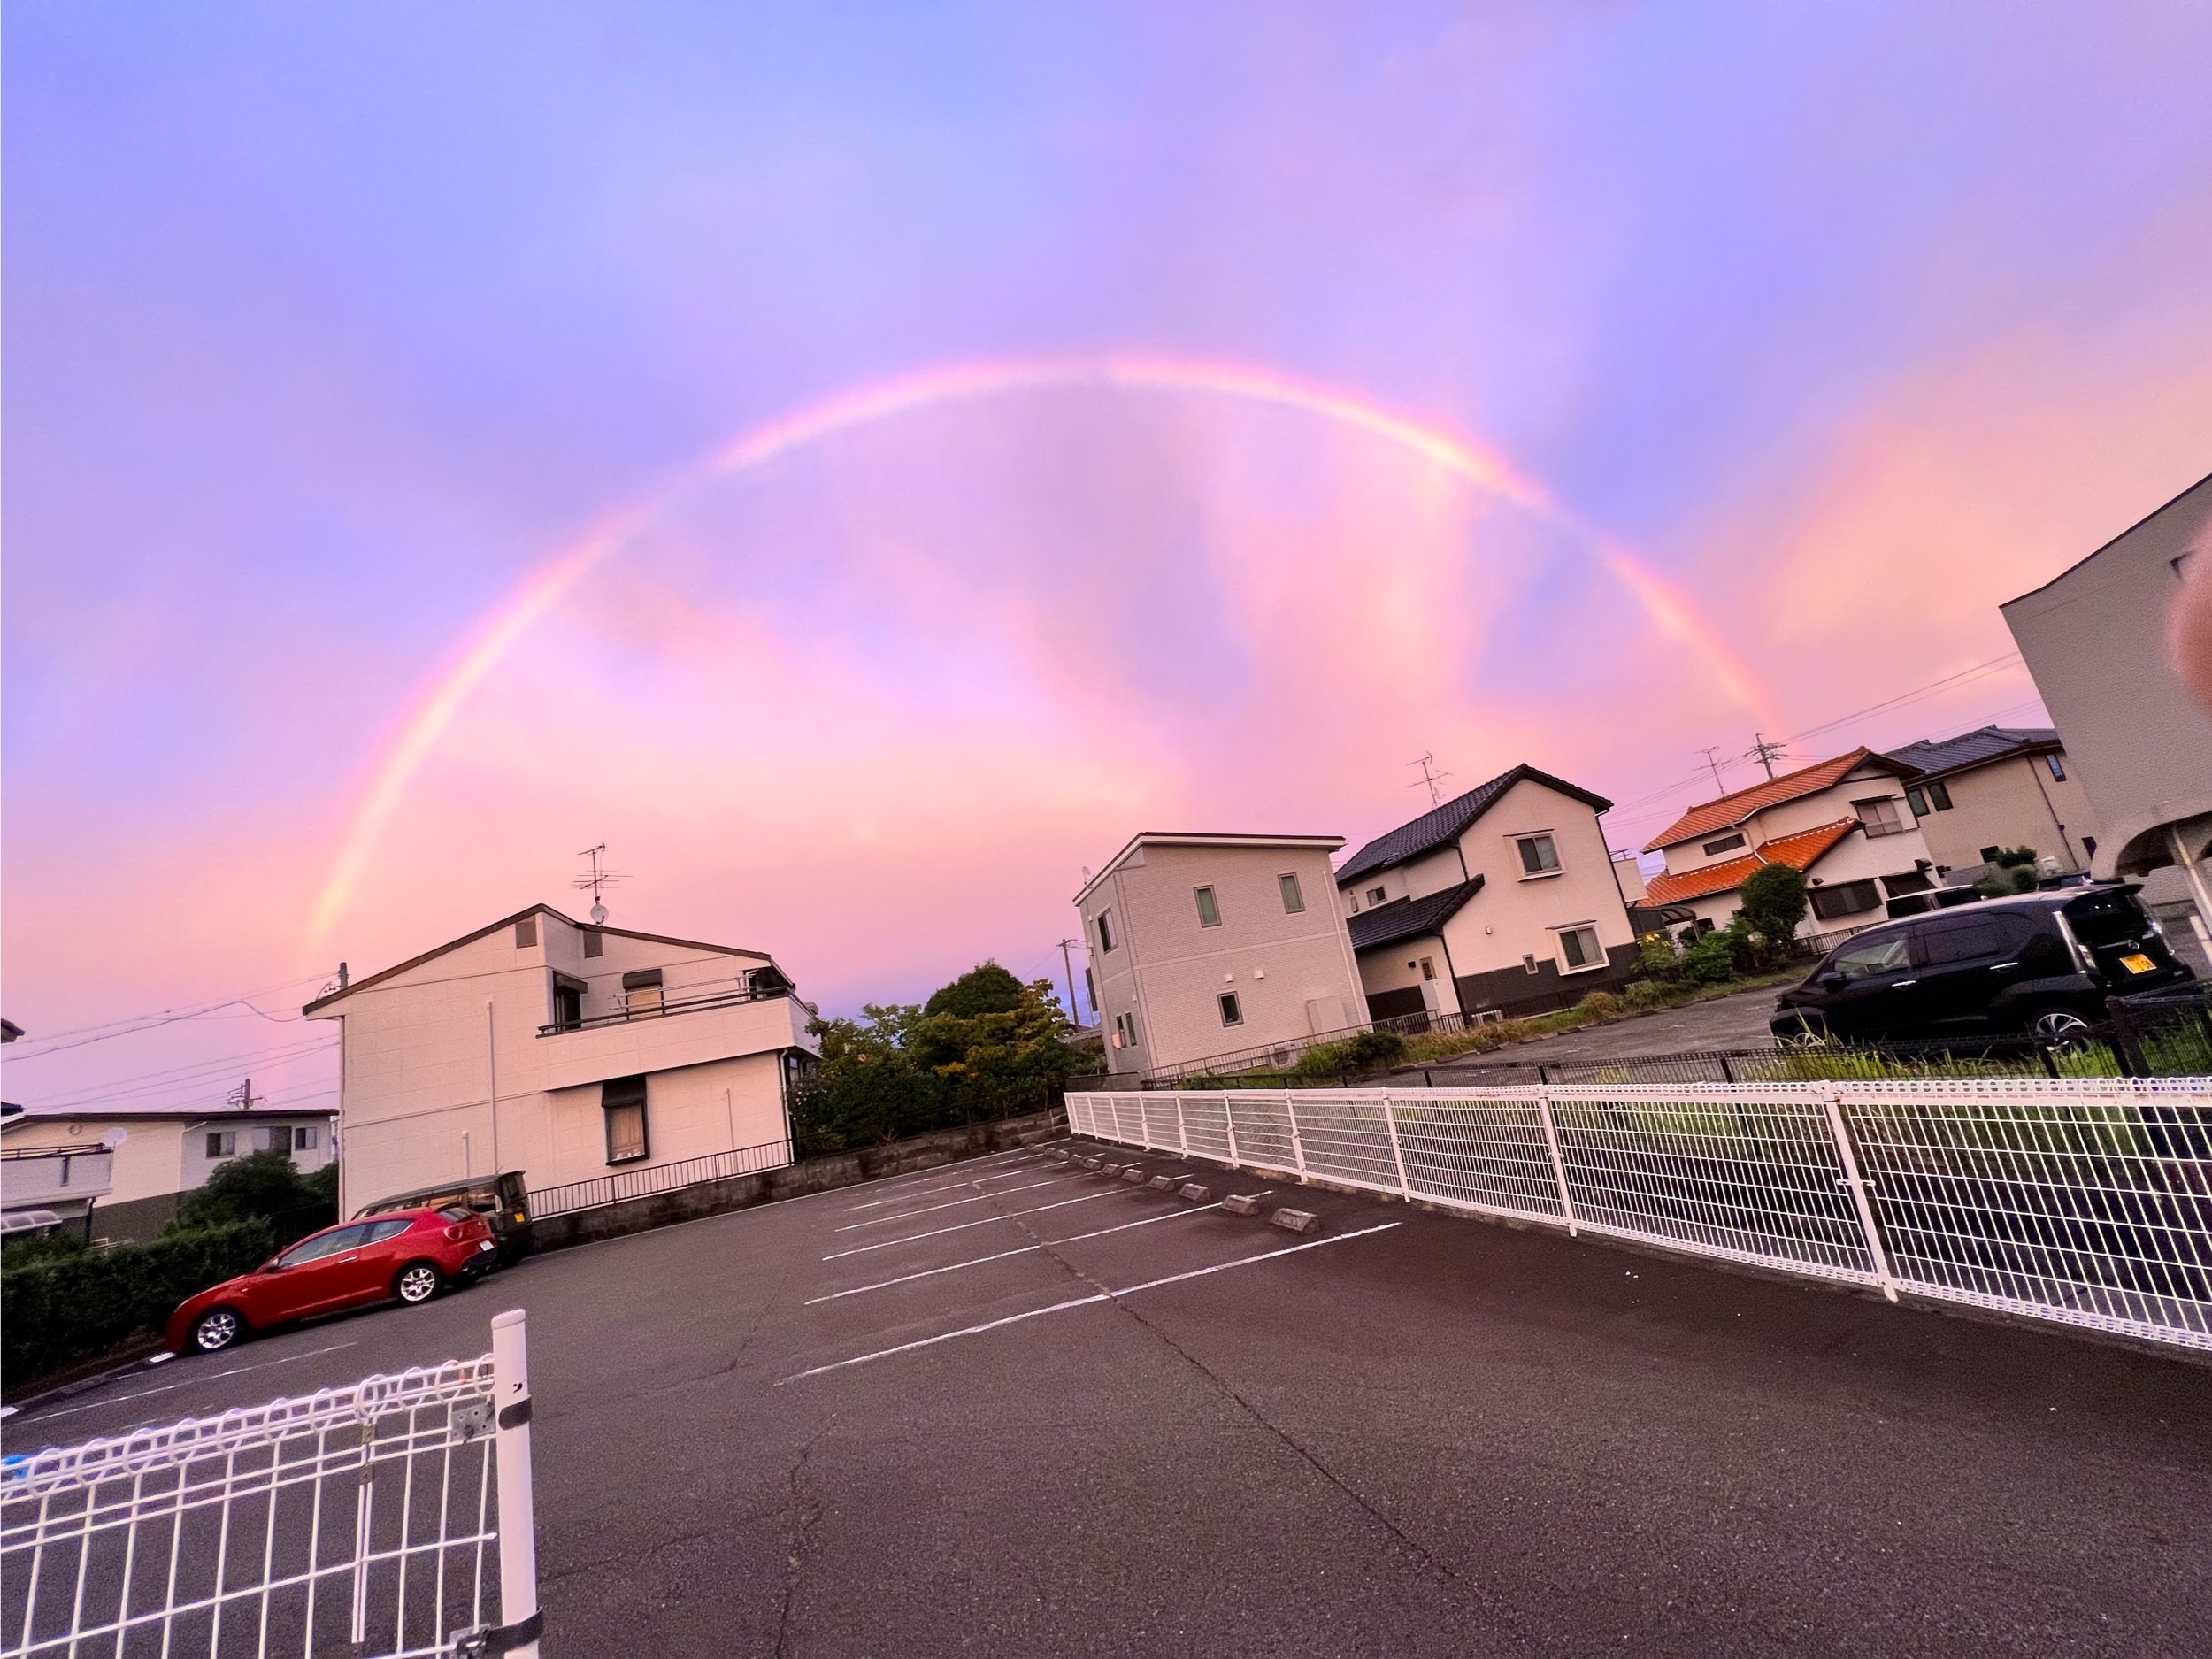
(832, 1175, 1079, 1231)
(13, 1340, 361, 1426)
(837, 1151, 1048, 1210)
(839, 1159, 1051, 1212)
(804, 1198, 1252, 1303)
(822, 1190, 1125, 1259)
(781, 1223, 1401, 1383)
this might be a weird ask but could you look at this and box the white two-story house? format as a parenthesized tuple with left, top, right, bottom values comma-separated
(1336, 764, 1640, 1024)
(1640, 747, 1937, 940)
(306, 905, 818, 1218)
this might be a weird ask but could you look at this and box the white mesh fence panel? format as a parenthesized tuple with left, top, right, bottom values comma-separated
(1064, 1080, 2211, 1352)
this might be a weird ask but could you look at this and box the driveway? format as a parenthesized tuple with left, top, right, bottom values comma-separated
(1418, 980, 1789, 1077)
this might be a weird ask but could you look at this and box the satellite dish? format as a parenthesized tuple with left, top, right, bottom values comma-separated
(590, 899, 609, 925)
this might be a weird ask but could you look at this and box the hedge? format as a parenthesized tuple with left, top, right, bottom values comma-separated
(2, 1217, 276, 1387)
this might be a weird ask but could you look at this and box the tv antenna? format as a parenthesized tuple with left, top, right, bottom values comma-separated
(574, 843, 627, 926)
(1698, 747, 1728, 794)
(1407, 752, 1450, 808)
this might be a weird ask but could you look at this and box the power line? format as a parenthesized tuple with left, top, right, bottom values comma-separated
(15, 1036, 339, 1112)
(4, 974, 331, 1060)
(1776, 652, 2024, 748)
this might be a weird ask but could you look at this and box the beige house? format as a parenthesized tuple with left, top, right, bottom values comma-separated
(306, 905, 816, 1218)
(2002, 472, 2212, 945)
(1076, 834, 1365, 1079)
(1641, 748, 1937, 939)
(1, 1104, 337, 1242)
(1338, 764, 1639, 1023)
(1882, 726, 2101, 878)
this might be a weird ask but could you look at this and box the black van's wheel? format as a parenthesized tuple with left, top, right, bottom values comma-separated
(395, 1262, 443, 1304)
(2027, 1006, 2093, 1043)
(192, 1307, 244, 1353)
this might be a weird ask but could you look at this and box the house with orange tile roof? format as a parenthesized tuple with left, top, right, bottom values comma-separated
(1640, 747, 1939, 941)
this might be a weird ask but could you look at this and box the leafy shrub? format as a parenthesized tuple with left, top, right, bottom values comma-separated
(175, 1150, 337, 1249)
(1290, 1028, 1408, 1079)
(1576, 991, 1627, 1022)
(1624, 979, 1673, 1010)
(1632, 931, 1681, 983)
(3, 1217, 275, 1385)
(1679, 929, 1742, 985)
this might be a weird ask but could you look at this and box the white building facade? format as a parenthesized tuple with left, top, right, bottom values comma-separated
(1077, 834, 1367, 1080)
(1641, 748, 1938, 939)
(306, 906, 817, 1218)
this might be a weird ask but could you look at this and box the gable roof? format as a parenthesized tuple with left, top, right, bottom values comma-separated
(303, 904, 772, 1016)
(1073, 832, 1346, 907)
(1883, 726, 2060, 781)
(1641, 818, 1860, 907)
(1344, 876, 1486, 953)
(1640, 747, 1914, 853)
(1336, 764, 1613, 886)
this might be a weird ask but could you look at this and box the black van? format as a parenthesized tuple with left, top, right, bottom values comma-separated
(356, 1171, 532, 1264)
(1771, 883, 2194, 1043)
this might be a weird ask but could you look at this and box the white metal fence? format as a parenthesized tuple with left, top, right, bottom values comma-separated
(1067, 1080, 2212, 1352)
(2, 1310, 541, 1659)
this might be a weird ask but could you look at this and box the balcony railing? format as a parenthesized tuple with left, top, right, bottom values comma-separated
(530, 1138, 794, 1219)
(537, 983, 790, 1038)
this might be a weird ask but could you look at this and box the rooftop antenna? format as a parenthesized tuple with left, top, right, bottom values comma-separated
(1699, 747, 1728, 794)
(1408, 752, 1449, 808)
(574, 843, 626, 926)
(1746, 733, 1787, 782)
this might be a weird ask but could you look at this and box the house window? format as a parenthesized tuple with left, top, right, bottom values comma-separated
(1516, 833, 1562, 876)
(2083, 835, 2098, 857)
(1556, 925, 1604, 972)
(254, 1125, 290, 1154)
(1809, 879, 1882, 920)
(1084, 967, 1098, 1020)
(1217, 992, 1243, 1027)
(1881, 871, 1933, 897)
(552, 979, 584, 1032)
(2046, 753, 2067, 781)
(1279, 872, 1305, 914)
(1112, 1011, 1140, 1049)
(1522, 954, 1540, 975)
(603, 1075, 649, 1164)
(1702, 833, 1747, 856)
(294, 1125, 319, 1151)
(1366, 886, 1387, 906)
(582, 929, 604, 958)
(205, 1131, 236, 1159)
(622, 969, 664, 1018)
(1979, 845, 2002, 863)
(1906, 788, 1930, 818)
(1928, 781, 1953, 810)
(515, 916, 537, 948)
(1194, 886, 1222, 927)
(1855, 797, 1905, 837)
(1419, 957, 1437, 982)
(1097, 909, 1118, 953)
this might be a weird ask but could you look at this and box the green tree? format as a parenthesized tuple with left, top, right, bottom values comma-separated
(1740, 863, 1809, 942)
(175, 1149, 335, 1245)
(922, 962, 1025, 1019)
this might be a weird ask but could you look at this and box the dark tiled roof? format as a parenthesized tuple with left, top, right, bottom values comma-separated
(1345, 876, 1486, 952)
(1336, 765, 1613, 885)
(1883, 726, 2059, 781)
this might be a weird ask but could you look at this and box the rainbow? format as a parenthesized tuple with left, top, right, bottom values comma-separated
(305, 353, 1778, 951)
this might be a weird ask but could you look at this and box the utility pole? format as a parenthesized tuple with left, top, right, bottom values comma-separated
(1408, 752, 1449, 808)
(1057, 938, 1086, 1026)
(1746, 733, 1786, 781)
(1699, 748, 1728, 794)
(226, 1079, 261, 1110)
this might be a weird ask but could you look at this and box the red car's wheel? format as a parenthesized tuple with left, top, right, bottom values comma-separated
(192, 1307, 244, 1353)
(395, 1262, 443, 1304)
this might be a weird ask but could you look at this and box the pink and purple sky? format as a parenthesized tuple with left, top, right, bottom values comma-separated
(6, 3, 2212, 1119)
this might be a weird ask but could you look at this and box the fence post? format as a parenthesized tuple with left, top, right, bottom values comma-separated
(1285, 1091, 1310, 1182)
(1382, 1093, 1411, 1201)
(1820, 1092, 1898, 1303)
(1535, 1086, 1578, 1237)
(1175, 1095, 1190, 1157)
(490, 1310, 543, 1659)
(1223, 1091, 1240, 1170)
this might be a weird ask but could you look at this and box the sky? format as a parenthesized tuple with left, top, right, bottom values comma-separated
(6, 1, 2212, 1121)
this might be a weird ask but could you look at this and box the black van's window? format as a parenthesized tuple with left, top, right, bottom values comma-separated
(1915, 918, 2008, 964)
(1828, 933, 1911, 981)
(2063, 890, 2149, 947)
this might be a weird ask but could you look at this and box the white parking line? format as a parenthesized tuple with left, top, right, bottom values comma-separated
(837, 1151, 1047, 1210)
(804, 1199, 1250, 1303)
(780, 1223, 1401, 1383)
(839, 1159, 1051, 1212)
(822, 1190, 1124, 1259)
(14, 1341, 361, 1425)
(831, 1176, 1078, 1231)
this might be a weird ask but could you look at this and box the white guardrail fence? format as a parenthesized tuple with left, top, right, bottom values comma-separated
(1, 1310, 541, 1659)
(1068, 1080, 2212, 1352)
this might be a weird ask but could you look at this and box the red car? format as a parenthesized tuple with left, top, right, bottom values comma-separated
(166, 1206, 499, 1354)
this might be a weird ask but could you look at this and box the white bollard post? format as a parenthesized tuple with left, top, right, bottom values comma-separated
(490, 1309, 542, 1658)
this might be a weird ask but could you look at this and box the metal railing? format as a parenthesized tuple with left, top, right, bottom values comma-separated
(535, 983, 790, 1037)
(1067, 1081, 2212, 1353)
(2, 1310, 541, 1659)
(528, 1138, 793, 1220)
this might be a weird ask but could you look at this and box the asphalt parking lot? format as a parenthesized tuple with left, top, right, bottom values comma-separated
(12, 1140, 2212, 1657)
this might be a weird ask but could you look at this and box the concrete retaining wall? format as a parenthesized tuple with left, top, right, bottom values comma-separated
(527, 1108, 1068, 1252)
